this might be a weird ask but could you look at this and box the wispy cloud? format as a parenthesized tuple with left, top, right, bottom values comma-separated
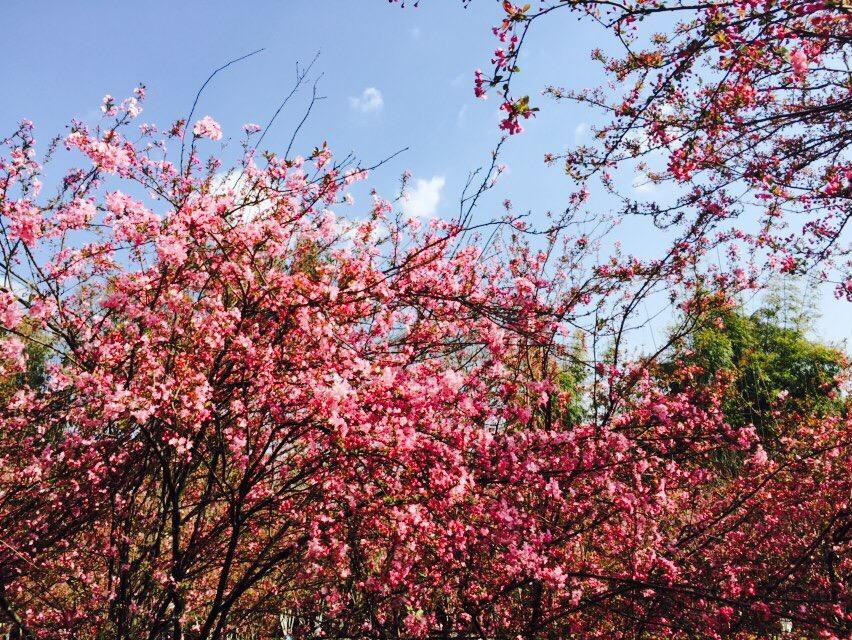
(574, 122, 589, 141)
(632, 173, 655, 194)
(210, 173, 267, 221)
(349, 87, 384, 114)
(402, 176, 445, 218)
(456, 104, 468, 126)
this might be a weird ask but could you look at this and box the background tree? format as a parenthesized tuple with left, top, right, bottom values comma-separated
(663, 282, 847, 452)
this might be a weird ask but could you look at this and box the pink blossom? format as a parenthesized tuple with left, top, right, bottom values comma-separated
(0, 291, 22, 329)
(790, 47, 808, 79)
(192, 115, 222, 141)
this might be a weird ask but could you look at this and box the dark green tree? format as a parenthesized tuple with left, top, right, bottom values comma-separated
(666, 287, 847, 450)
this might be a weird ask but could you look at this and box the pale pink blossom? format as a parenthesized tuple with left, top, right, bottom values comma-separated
(193, 115, 222, 141)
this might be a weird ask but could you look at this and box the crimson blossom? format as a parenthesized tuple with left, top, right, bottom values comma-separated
(0, 85, 848, 640)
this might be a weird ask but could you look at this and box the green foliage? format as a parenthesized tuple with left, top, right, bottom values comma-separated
(0, 324, 50, 402)
(672, 300, 847, 448)
(555, 333, 588, 427)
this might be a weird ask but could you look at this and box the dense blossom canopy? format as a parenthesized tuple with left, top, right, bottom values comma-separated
(0, 2, 850, 638)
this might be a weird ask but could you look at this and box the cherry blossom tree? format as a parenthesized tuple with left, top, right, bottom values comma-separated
(0, 7, 850, 634)
(0, 84, 846, 639)
(0, 87, 578, 637)
(418, 0, 850, 295)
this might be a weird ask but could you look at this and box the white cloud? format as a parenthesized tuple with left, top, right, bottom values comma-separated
(210, 172, 270, 221)
(632, 174, 655, 194)
(349, 87, 384, 114)
(456, 104, 468, 126)
(626, 130, 651, 153)
(574, 122, 589, 141)
(402, 176, 445, 218)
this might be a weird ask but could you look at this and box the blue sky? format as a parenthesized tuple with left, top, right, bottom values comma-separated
(2, 1, 848, 344)
(0, 2, 605, 223)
